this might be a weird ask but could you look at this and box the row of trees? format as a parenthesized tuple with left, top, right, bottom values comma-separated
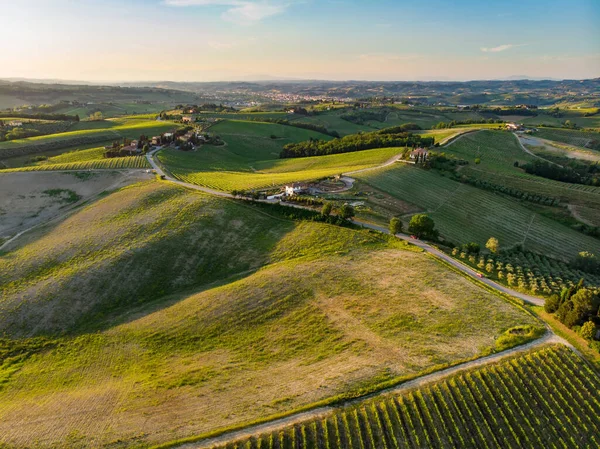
(522, 159, 600, 186)
(280, 131, 434, 158)
(247, 117, 340, 137)
(387, 214, 439, 240)
(377, 123, 421, 133)
(433, 118, 504, 129)
(459, 176, 560, 206)
(0, 112, 79, 121)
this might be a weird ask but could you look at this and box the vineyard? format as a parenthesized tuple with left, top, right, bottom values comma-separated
(451, 248, 600, 295)
(0, 118, 178, 159)
(209, 345, 600, 449)
(162, 147, 401, 191)
(358, 165, 600, 261)
(0, 155, 149, 171)
(443, 130, 532, 172)
(443, 130, 600, 226)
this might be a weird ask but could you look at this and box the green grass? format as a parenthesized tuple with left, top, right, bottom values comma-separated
(443, 130, 533, 171)
(358, 164, 600, 260)
(292, 113, 374, 136)
(0, 180, 538, 448)
(442, 130, 600, 226)
(0, 118, 178, 160)
(157, 119, 404, 191)
(0, 156, 149, 172)
(535, 128, 600, 150)
(205, 345, 600, 449)
(160, 146, 402, 191)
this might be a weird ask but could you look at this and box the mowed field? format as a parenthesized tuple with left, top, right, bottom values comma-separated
(358, 163, 600, 261)
(0, 180, 539, 448)
(158, 120, 403, 191)
(209, 345, 600, 449)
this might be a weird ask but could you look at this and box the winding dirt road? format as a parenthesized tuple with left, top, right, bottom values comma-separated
(177, 332, 564, 449)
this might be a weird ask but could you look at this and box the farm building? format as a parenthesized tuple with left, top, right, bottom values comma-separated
(506, 123, 524, 131)
(410, 148, 429, 161)
(182, 116, 194, 123)
(151, 136, 161, 145)
(285, 183, 309, 196)
(8, 121, 23, 127)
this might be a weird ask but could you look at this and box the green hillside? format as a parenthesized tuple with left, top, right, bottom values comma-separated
(157, 119, 404, 191)
(358, 164, 600, 261)
(445, 130, 600, 227)
(0, 118, 178, 161)
(0, 180, 539, 448)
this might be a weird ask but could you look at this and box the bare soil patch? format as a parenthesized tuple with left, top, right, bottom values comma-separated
(0, 170, 152, 240)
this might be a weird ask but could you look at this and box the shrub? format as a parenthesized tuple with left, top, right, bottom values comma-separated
(580, 321, 597, 340)
(389, 217, 403, 235)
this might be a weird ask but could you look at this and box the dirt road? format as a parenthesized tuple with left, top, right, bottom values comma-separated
(177, 332, 563, 449)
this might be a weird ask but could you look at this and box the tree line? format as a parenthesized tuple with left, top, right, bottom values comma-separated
(521, 159, 600, 186)
(280, 130, 434, 158)
(245, 117, 340, 137)
(433, 118, 504, 129)
(0, 112, 79, 121)
(545, 278, 600, 351)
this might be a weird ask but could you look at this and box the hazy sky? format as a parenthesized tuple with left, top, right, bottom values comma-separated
(2, 0, 599, 82)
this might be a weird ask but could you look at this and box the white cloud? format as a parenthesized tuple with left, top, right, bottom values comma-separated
(480, 44, 524, 53)
(164, 0, 287, 25)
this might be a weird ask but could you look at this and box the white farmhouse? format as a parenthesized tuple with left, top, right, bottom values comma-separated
(284, 183, 308, 196)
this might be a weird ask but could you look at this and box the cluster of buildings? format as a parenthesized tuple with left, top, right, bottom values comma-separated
(104, 140, 144, 158)
(506, 122, 525, 131)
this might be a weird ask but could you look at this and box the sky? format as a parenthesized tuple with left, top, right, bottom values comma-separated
(1, 0, 599, 82)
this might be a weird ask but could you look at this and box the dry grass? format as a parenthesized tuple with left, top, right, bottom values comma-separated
(0, 246, 537, 448)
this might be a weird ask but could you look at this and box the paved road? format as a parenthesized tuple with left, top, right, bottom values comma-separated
(147, 148, 546, 308)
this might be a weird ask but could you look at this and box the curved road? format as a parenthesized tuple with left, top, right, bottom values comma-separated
(147, 148, 546, 307)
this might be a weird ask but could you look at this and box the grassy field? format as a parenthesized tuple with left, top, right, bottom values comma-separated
(443, 130, 532, 171)
(0, 118, 178, 161)
(0, 180, 540, 448)
(208, 345, 600, 449)
(358, 164, 600, 261)
(157, 119, 405, 191)
(160, 146, 402, 191)
(534, 127, 600, 150)
(291, 113, 374, 136)
(443, 130, 600, 227)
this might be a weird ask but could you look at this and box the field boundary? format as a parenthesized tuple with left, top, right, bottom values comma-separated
(153, 334, 563, 449)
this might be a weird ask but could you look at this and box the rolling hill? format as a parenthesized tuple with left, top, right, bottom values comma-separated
(0, 179, 539, 448)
